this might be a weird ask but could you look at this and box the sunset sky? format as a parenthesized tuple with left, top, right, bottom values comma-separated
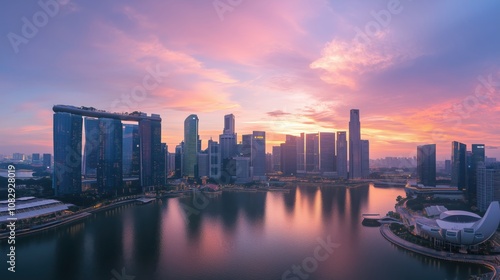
(1, 0, 500, 160)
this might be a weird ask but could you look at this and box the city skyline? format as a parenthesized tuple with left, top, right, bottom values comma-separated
(2, 1, 500, 160)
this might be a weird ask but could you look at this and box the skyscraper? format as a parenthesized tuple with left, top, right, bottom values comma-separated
(417, 144, 436, 187)
(160, 143, 168, 185)
(336, 131, 348, 179)
(476, 162, 500, 212)
(122, 124, 140, 178)
(305, 133, 320, 172)
(175, 143, 183, 178)
(241, 134, 252, 157)
(296, 133, 306, 174)
(53, 112, 83, 196)
(223, 113, 235, 134)
(469, 144, 486, 205)
(272, 146, 281, 172)
(139, 116, 162, 188)
(84, 117, 100, 178)
(251, 131, 266, 177)
(220, 114, 237, 160)
(98, 118, 123, 194)
(361, 139, 369, 178)
(349, 109, 361, 179)
(451, 141, 467, 189)
(280, 135, 297, 176)
(208, 139, 221, 180)
(319, 132, 335, 173)
(183, 114, 199, 178)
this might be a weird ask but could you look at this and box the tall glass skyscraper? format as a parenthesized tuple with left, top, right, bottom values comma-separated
(122, 124, 140, 178)
(451, 141, 467, 189)
(469, 144, 486, 205)
(417, 144, 436, 187)
(361, 139, 370, 178)
(336, 131, 348, 179)
(220, 114, 237, 160)
(319, 132, 335, 173)
(223, 113, 235, 134)
(183, 114, 199, 178)
(349, 109, 361, 179)
(84, 117, 100, 178)
(53, 112, 83, 196)
(251, 131, 266, 177)
(98, 118, 123, 194)
(305, 133, 320, 172)
(280, 135, 297, 176)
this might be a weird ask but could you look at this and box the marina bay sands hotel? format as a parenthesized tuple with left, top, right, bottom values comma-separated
(52, 105, 163, 196)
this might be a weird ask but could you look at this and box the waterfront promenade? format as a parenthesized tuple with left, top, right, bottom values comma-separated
(0, 195, 146, 240)
(380, 224, 500, 279)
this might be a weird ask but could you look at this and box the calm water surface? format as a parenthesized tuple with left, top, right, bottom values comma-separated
(0, 184, 487, 280)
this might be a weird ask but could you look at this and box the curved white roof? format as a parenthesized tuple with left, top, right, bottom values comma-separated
(417, 201, 500, 245)
(436, 220, 476, 230)
(439, 210, 480, 220)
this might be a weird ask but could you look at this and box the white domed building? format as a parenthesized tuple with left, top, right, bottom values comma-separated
(415, 201, 500, 246)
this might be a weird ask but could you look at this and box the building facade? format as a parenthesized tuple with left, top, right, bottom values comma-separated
(336, 131, 348, 179)
(451, 141, 467, 189)
(183, 114, 199, 178)
(349, 109, 361, 179)
(417, 144, 436, 187)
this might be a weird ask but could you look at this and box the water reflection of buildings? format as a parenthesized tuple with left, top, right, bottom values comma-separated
(133, 202, 162, 279)
(179, 191, 268, 241)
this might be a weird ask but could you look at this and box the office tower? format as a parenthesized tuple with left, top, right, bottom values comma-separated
(336, 131, 348, 179)
(122, 124, 140, 178)
(223, 113, 235, 134)
(280, 135, 297, 176)
(319, 132, 335, 173)
(297, 133, 306, 174)
(220, 133, 237, 160)
(476, 163, 500, 212)
(139, 116, 162, 188)
(84, 117, 100, 178)
(167, 152, 176, 176)
(32, 153, 40, 164)
(451, 141, 467, 189)
(272, 146, 281, 172)
(241, 134, 252, 157)
(266, 153, 273, 173)
(53, 112, 83, 196)
(235, 157, 251, 183)
(361, 139, 369, 178)
(160, 143, 167, 185)
(175, 143, 183, 178)
(183, 114, 199, 178)
(197, 153, 209, 178)
(349, 109, 362, 179)
(251, 131, 266, 177)
(305, 133, 320, 172)
(208, 139, 221, 180)
(220, 114, 237, 160)
(43, 153, 52, 169)
(98, 118, 123, 194)
(417, 144, 436, 187)
(469, 144, 486, 205)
